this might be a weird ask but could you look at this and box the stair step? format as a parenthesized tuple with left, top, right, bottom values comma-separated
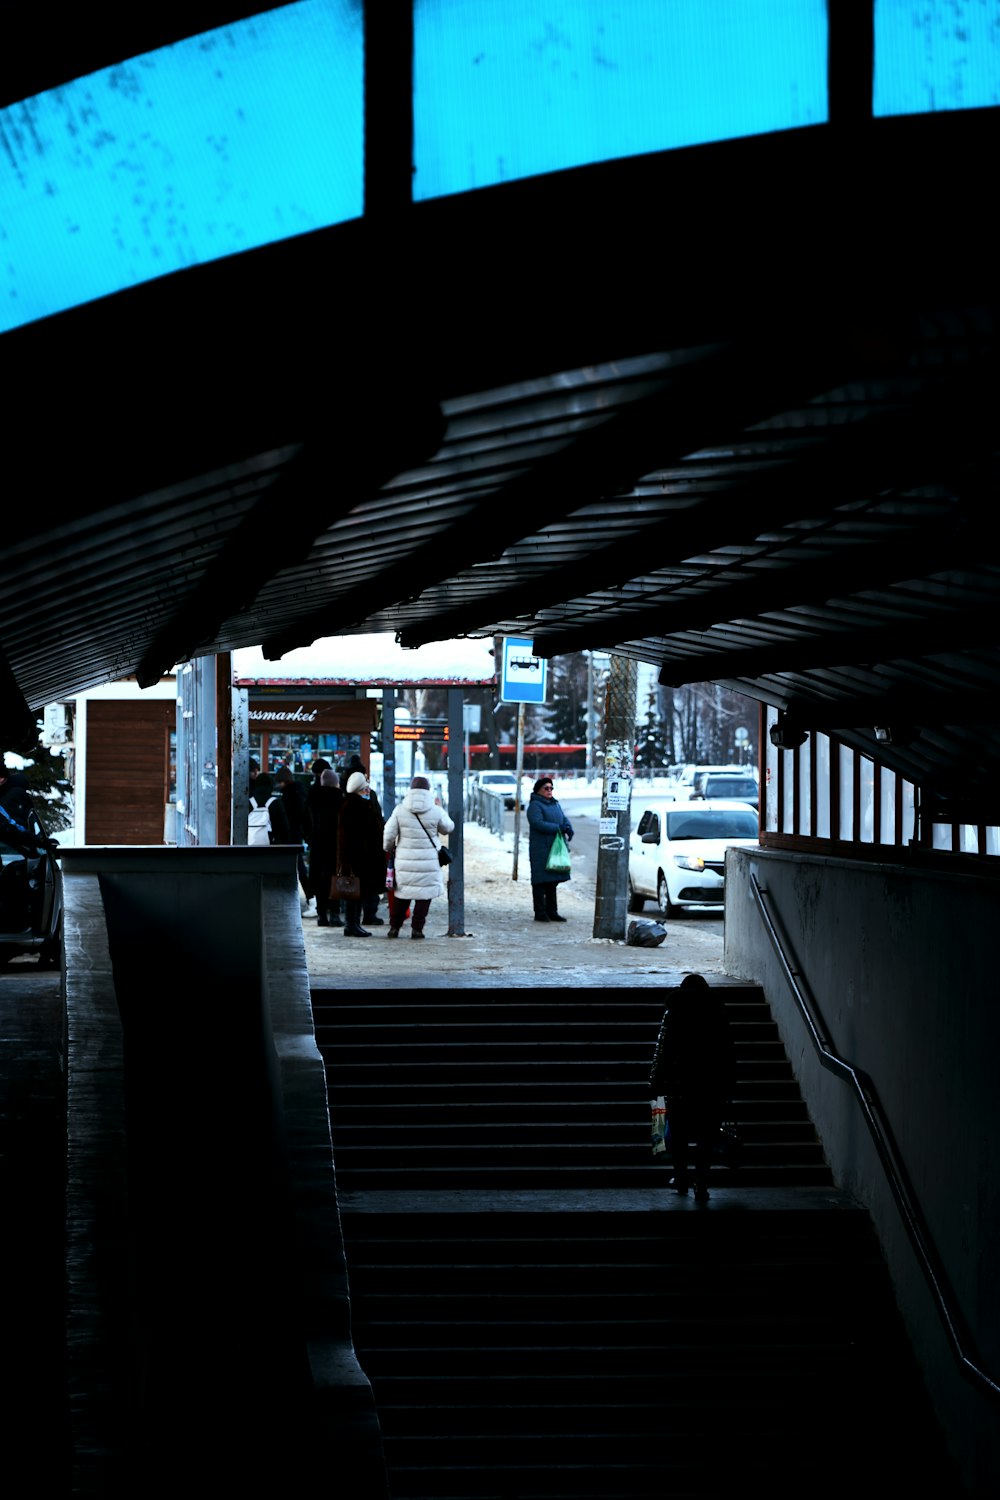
(331, 1121, 819, 1146)
(310, 984, 953, 1499)
(329, 1100, 814, 1125)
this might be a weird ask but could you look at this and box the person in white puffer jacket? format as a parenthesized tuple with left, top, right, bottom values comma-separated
(382, 776, 455, 938)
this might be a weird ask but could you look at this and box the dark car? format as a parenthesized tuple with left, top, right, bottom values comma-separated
(0, 804, 62, 969)
(693, 772, 759, 811)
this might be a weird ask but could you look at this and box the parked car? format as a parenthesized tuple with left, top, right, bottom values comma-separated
(628, 798, 759, 914)
(691, 769, 759, 810)
(0, 804, 63, 968)
(475, 770, 522, 809)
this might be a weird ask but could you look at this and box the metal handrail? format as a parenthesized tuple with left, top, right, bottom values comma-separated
(749, 863, 1000, 1403)
(463, 784, 507, 839)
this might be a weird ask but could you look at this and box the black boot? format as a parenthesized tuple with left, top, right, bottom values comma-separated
(532, 884, 549, 921)
(545, 888, 567, 922)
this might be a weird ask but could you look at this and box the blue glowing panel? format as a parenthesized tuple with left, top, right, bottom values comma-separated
(413, 0, 828, 200)
(875, 0, 1000, 116)
(0, 1, 363, 334)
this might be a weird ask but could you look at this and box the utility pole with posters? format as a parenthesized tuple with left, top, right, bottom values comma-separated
(498, 638, 547, 884)
(592, 654, 638, 940)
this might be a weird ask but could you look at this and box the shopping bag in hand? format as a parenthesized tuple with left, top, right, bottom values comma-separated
(546, 831, 571, 872)
(651, 1096, 670, 1156)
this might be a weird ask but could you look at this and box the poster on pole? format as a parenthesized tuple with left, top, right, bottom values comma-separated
(500, 637, 547, 704)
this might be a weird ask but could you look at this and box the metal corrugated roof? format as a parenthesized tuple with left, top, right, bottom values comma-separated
(1, 13, 998, 816)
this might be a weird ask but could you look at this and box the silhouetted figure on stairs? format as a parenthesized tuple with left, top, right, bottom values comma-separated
(650, 973, 736, 1201)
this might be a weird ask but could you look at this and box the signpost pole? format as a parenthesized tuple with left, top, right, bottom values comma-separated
(511, 704, 526, 881)
(586, 651, 594, 783)
(498, 637, 545, 885)
(446, 688, 465, 935)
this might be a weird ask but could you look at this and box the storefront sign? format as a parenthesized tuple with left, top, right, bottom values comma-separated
(249, 705, 319, 723)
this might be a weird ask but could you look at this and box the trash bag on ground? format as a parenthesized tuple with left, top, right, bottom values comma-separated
(626, 919, 667, 948)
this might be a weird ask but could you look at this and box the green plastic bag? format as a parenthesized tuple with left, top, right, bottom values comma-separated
(546, 830, 571, 872)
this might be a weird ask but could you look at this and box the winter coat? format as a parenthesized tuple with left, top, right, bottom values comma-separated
(383, 787, 455, 901)
(276, 777, 308, 843)
(304, 784, 344, 892)
(337, 791, 387, 899)
(649, 991, 737, 1106)
(526, 790, 574, 885)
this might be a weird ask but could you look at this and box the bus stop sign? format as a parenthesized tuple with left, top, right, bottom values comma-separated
(500, 637, 547, 704)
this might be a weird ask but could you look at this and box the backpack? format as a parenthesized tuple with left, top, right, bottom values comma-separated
(248, 794, 278, 847)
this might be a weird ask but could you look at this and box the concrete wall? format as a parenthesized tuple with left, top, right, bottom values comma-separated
(725, 845, 1000, 1497)
(60, 845, 389, 1496)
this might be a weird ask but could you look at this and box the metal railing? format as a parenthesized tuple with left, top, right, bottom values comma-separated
(748, 863, 1000, 1403)
(464, 783, 509, 839)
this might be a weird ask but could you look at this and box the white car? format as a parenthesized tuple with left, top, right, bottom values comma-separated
(475, 770, 521, 809)
(628, 798, 759, 914)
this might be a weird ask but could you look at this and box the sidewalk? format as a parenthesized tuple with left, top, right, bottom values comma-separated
(302, 820, 728, 990)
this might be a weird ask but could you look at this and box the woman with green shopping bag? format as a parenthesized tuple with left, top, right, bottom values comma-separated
(526, 776, 575, 922)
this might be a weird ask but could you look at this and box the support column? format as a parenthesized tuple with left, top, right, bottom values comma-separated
(215, 653, 233, 845)
(382, 688, 396, 810)
(446, 687, 465, 936)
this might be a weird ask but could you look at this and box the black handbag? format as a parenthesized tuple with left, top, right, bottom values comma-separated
(415, 814, 452, 866)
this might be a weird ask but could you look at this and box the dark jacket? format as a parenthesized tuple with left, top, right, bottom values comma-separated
(649, 988, 737, 1106)
(305, 784, 344, 887)
(526, 789, 574, 885)
(337, 792, 387, 899)
(275, 775, 308, 843)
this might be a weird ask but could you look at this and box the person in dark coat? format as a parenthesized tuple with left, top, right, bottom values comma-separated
(649, 973, 737, 1202)
(274, 766, 310, 902)
(339, 754, 387, 926)
(336, 772, 388, 937)
(304, 759, 333, 915)
(306, 770, 345, 927)
(526, 775, 574, 922)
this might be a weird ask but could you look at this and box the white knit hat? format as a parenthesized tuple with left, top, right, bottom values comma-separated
(346, 771, 368, 794)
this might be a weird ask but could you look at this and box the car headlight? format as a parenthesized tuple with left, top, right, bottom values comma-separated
(673, 854, 705, 872)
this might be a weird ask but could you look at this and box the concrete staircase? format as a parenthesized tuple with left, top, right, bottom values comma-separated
(315, 988, 830, 1192)
(313, 984, 959, 1499)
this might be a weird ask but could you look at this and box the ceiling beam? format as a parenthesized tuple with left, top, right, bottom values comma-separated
(656, 599, 1000, 687)
(401, 356, 996, 651)
(776, 688, 1000, 732)
(135, 391, 445, 687)
(260, 351, 748, 658)
(392, 331, 887, 650)
(531, 511, 983, 659)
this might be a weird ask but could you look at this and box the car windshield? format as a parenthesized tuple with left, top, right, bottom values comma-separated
(482, 774, 516, 785)
(666, 810, 758, 840)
